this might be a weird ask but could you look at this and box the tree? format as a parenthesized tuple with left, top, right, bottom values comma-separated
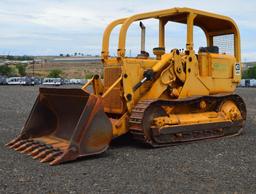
(6, 55, 14, 60)
(243, 65, 256, 79)
(16, 64, 26, 76)
(0, 65, 15, 76)
(48, 69, 63, 78)
(6, 55, 34, 61)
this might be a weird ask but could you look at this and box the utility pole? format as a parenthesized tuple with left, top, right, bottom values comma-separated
(33, 60, 35, 77)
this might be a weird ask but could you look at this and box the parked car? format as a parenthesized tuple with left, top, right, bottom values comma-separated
(239, 79, 245, 87)
(80, 79, 87, 85)
(31, 77, 42, 85)
(70, 79, 81, 85)
(0, 75, 7, 85)
(7, 77, 22, 85)
(249, 79, 256, 87)
(7, 77, 32, 85)
(42, 78, 62, 86)
(20, 77, 34, 85)
(63, 79, 70, 85)
(244, 79, 256, 87)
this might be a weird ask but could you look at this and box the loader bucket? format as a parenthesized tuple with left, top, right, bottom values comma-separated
(6, 88, 113, 165)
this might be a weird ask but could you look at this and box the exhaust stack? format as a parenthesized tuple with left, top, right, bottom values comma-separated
(140, 21, 146, 53)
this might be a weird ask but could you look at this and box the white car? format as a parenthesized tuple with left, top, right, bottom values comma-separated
(239, 79, 245, 87)
(7, 77, 22, 85)
(70, 79, 82, 84)
(249, 79, 256, 87)
(42, 78, 62, 86)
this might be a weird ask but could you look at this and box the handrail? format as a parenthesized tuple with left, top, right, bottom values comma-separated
(101, 18, 127, 60)
(81, 78, 93, 91)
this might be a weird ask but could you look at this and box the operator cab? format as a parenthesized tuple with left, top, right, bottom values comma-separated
(101, 7, 241, 114)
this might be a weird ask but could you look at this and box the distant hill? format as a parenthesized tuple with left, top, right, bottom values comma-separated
(3, 55, 256, 79)
(26, 56, 102, 79)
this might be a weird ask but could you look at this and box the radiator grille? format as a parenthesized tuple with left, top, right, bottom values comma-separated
(103, 66, 125, 114)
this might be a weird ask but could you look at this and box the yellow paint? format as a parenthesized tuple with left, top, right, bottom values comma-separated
(88, 7, 242, 137)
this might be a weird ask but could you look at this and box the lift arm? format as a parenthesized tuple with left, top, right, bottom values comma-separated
(133, 51, 174, 91)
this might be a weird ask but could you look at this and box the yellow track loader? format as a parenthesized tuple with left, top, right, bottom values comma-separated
(7, 7, 246, 165)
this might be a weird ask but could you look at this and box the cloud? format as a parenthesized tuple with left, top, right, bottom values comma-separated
(0, 0, 255, 61)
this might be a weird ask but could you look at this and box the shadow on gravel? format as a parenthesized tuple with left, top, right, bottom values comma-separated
(58, 134, 152, 165)
(110, 133, 151, 149)
(59, 152, 110, 166)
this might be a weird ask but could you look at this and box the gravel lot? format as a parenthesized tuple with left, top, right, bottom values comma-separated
(0, 86, 256, 193)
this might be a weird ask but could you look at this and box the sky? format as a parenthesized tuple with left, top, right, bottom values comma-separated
(0, 0, 255, 61)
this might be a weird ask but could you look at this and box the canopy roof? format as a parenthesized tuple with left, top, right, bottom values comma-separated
(102, 7, 241, 61)
(159, 8, 238, 35)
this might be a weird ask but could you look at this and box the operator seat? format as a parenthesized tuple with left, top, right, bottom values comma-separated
(198, 46, 219, 54)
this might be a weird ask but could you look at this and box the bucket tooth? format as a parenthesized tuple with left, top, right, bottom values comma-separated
(40, 151, 62, 163)
(14, 142, 34, 151)
(25, 145, 43, 155)
(33, 149, 52, 160)
(5, 138, 20, 147)
(9, 140, 27, 149)
(20, 143, 40, 154)
(29, 145, 48, 156)
(50, 155, 63, 166)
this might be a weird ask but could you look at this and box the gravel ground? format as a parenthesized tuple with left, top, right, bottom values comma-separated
(0, 86, 256, 194)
